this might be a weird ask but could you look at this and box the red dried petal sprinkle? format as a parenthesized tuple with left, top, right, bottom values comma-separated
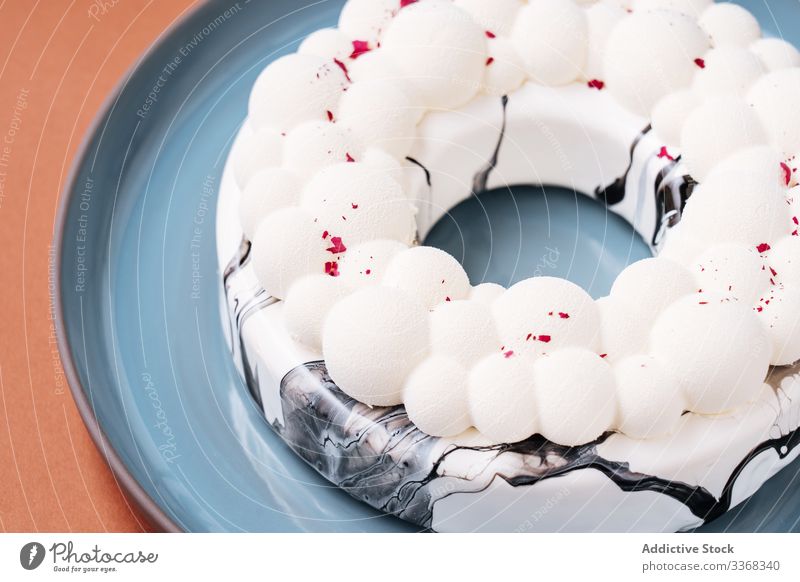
(445, 296, 452, 302)
(326, 110, 334, 122)
(781, 162, 792, 186)
(756, 243, 771, 253)
(756, 306, 764, 312)
(793, 230, 799, 237)
(657, 146, 675, 161)
(504, 350, 514, 359)
(485, 30, 496, 39)
(698, 301, 708, 305)
(694, 57, 706, 68)
(322, 230, 329, 239)
(351, 203, 359, 209)
(599, 353, 608, 359)
(794, 216, 799, 225)
(350, 40, 371, 60)
(770, 266, 778, 277)
(326, 236, 347, 254)
(333, 58, 352, 82)
(558, 312, 570, 319)
(400, 0, 418, 8)
(587, 79, 605, 90)
(325, 261, 340, 277)
(346, 152, 355, 162)
(365, 269, 371, 275)
(538, 335, 551, 343)
(485, 57, 494, 66)
(526, 333, 533, 341)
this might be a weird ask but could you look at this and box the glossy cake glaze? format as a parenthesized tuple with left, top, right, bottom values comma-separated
(217, 0, 800, 530)
(220, 234, 800, 532)
(218, 87, 800, 531)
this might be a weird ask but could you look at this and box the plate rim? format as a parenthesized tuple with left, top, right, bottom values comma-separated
(52, 0, 800, 534)
(52, 0, 219, 534)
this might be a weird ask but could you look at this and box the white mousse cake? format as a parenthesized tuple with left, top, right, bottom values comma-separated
(217, 0, 800, 532)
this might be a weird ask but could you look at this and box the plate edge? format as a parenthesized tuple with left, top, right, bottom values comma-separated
(52, 0, 219, 534)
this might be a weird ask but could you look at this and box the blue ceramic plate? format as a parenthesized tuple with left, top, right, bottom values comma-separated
(56, 0, 800, 532)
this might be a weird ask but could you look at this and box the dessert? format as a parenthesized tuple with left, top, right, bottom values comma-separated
(217, 0, 800, 531)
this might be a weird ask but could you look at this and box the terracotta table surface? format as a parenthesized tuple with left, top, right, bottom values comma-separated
(0, 0, 200, 533)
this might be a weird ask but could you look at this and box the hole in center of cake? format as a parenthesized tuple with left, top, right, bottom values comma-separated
(422, 184, 652, 298)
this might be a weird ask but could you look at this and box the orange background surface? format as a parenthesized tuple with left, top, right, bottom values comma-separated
(0, 0, 199, 532)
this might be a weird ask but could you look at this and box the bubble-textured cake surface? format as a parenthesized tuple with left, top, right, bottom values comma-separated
(218, 0, 800, 531)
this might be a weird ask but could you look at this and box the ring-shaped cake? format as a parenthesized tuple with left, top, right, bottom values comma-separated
(217, 0, 800, 531)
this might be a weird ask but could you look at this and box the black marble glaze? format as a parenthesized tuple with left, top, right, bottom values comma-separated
(224, 238, 277, 330)
(224, 237, 276, 408)
(223, 237, 251, 283)
(595, 124, 652, 206)
(593, 125, 699, 246)
(273, 361, 800, 530)
(275, 362, 439, 524)
(472, 95, 509, 195)
(405, 156, 432, 187)
(707, 425, 800, 523)
(653, 163, 697, 246)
